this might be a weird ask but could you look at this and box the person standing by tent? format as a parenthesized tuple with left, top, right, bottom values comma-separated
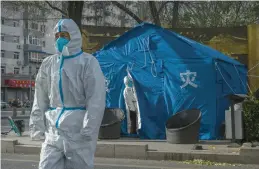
(29, 19, 106, 169)
(123, 76, 139, 134)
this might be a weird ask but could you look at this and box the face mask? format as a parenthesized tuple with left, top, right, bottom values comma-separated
(56, 37, 69, 53)
(128, 81, 133, 88)
(126, 79, 133, 87)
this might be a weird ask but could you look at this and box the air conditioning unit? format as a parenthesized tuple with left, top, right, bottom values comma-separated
(17, 60, 22, 65)
(17, 45, 21, 49)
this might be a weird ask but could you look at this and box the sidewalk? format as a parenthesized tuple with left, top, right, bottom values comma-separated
(2, 132, 259, 165)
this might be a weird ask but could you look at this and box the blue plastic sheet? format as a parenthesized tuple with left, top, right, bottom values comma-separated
(93, 23, 247, 140)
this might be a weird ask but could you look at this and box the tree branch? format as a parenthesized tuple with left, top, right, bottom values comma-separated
(158, 1, 171, 14)
(111, 1, 143, 24)
(149, 1, 161, 26)
(171, 1, 180, 28)
(45, 1, 68, 17)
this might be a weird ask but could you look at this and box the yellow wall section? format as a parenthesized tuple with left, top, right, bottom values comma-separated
(248, 24, 259, 91)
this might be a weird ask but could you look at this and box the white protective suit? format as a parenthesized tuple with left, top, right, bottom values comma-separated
(123, 76, 141, 134)
(29, 19, 106, 169)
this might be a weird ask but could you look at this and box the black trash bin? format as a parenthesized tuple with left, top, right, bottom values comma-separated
(166, 109, 201, 144)
(98, 108, 125, 139)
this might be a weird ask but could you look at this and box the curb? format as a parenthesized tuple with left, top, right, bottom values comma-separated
(239, 147, 259, 164)
(1, 139, 18, 153)
(147, 151, 244, 164)
(15, 145, 41, 154)
(1, 139, 148, 160)
(1, 139, 259, 164)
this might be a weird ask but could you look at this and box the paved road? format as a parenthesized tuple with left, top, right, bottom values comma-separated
(2, 154, 259, 169)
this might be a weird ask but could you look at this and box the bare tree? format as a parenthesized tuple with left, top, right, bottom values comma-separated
(111, 1, 171, 26)
(171, 2, 180, 28)
(2, 1, 84, 29)
(44, 1, 84, 29)
(149, 1, 161, 26)
(181, 1, 259, 28)
(111, 1, 143, 24)
(2, 1, 258, 29)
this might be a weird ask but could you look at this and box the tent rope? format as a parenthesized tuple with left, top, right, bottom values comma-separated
(146, 37, 157, 77)
(128, 63, 134, 72)
(233, 65, 252, 94)
(248, 61, 259, 73)
(215, 62, 236, 94)
(138, 37, 147, 69)
(247, 75, 259, 78)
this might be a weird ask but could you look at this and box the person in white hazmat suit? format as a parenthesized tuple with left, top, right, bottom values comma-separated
(123, 76, 140, 134)
(29, 19, 106, 169)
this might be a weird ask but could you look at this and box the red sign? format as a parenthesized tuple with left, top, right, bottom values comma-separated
(4, 79, 35, 88)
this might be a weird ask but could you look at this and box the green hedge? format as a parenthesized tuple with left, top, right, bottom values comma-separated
(243, 95, 259, 142)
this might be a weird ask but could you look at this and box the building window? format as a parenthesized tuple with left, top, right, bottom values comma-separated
(31, 22, 38, 30)
(28, 35, 43, 46)
(25, 22, 28, 29)
(1, 66, 6, 74)
(1, 50, 5, 57)
(40, 25, 46, 32)
(14, 67, 20, 74)
(36, 67, 39, 73)
(13, 21, 19, 27)
(13, 36, 19, 43)
(29, 52, 38, 60)
(1, 18, 4, 25)
(29, 35, 32, 44)
(33, 52, 38, 59)
(14, 52, 19, 59)
(42, 41, 46, 47)
(37, 40, 40, 46)
(1, 34, 4, 41)
(13, 7, 18, 12)
(32, 37, 37, 45)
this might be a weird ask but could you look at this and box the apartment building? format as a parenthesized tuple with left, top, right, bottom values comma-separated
(1, 4, 58, 103)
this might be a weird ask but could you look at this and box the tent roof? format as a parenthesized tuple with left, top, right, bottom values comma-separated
(95, 23, 243, 66)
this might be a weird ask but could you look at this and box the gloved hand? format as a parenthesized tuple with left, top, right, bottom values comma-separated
(30, 130, 45, 141)
(30, 127, 45, 141)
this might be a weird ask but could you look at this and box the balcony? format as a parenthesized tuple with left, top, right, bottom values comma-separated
(29, 57, 43, 63)
(24, 50, 51, 65)
(23, 44, 42, 51)
(23, 28, 45, 38)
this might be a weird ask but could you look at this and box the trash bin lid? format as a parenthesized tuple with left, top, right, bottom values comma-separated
(227, 94, 248, 104)
(101, 108, 125, 127)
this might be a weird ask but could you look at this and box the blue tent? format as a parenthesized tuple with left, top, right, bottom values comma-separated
(93, 23, 247, 140)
